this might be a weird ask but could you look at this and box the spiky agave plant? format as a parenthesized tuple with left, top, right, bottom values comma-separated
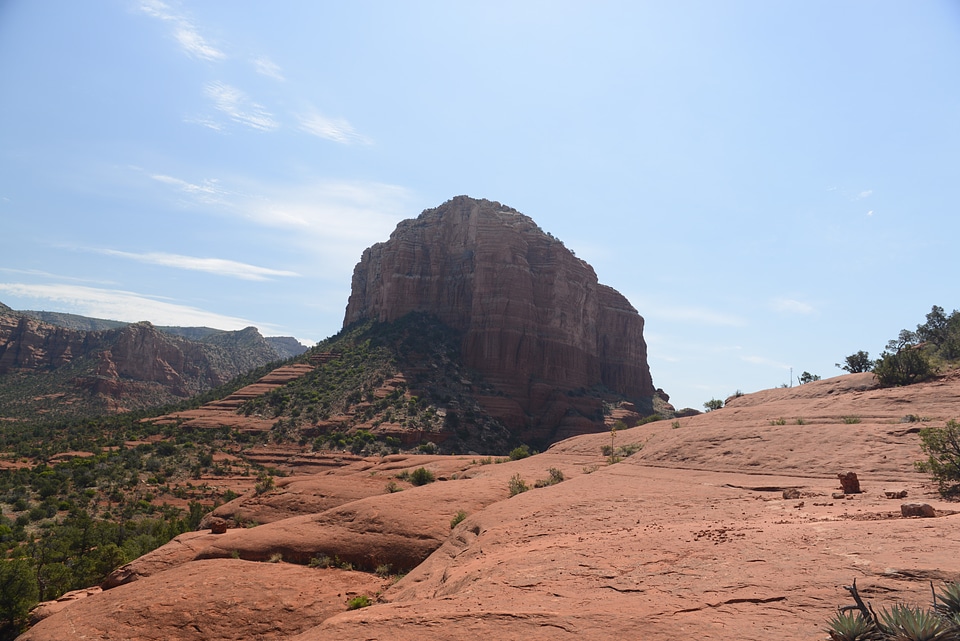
(878, 603, 958, 641)
(934, 582, 960, 621)
(827, 610, 882, 641)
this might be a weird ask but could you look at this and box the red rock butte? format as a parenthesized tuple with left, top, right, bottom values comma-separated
(344, 196, 656, 443)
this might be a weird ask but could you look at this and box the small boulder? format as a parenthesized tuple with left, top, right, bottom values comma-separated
(837, 472, 861, 494)
(885, 490, 908, 499)
(782, 488, 801, 500)
(210, 517, 229, 534)
(831, 492, 846, 500)
(901, 503, 936, 518)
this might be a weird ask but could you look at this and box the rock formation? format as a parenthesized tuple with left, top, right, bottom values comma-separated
(22, 370, 960, 641)
(0, 306, 298, 419)
(344, 196, 656, 443)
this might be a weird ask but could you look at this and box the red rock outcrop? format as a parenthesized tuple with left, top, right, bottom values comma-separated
(343, 196, 655, 443)
(0, 308, 287, 418)
(21, 371, 960, 641)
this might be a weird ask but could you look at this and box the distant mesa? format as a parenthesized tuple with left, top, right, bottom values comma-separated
(344, 195, 658, 444)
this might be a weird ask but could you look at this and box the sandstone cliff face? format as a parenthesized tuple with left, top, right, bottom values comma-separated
(0, 309, 285, 419)
(343, 196, 655, 442)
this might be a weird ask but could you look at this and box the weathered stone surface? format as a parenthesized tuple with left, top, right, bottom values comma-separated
(22, 560, 388, 641)
(901, 502, 936, 518)
(838, 471, 862, 494)
(343, 196, 655, 443)
(24, 371, 960, 641)
(28, 587, 102, 625)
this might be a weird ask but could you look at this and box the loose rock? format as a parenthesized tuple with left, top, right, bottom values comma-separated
(901, 503, 936, 518)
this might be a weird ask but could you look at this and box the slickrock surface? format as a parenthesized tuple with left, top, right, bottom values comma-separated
(343, 196, 656, 443)
(21, 560, 388, 641)
(23, 372, 960, 641)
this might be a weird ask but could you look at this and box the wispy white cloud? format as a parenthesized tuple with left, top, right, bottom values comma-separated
(253, 56, 285, 81)
(0, 267, 116, 286)
(855, 189, 873, 200)
(0, 283, 272, 331)
(150, 173, 223, 197)
(96, 250, 300, 281)
(140, 168, 414, 268)
(205, 81, 278, 131)
(771, 297, 815, 315)
(138, 0, 226, 62)
(298, 110, 370, 145)
(867, 210, 874, 217)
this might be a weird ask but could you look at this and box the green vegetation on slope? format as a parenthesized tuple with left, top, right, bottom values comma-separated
(240, 312, 514, 455)
(838, 305, 960, 387)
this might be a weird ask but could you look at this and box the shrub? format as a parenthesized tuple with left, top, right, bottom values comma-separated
(509, 445, 531, 460)
(308, 554, 331, 568)
(508, 474, 529, 496)
(385, 481, 401, 493)
(450, 510, 467, 529)
(347, 595, 371, 610)
(254, 473, 275, 495)
(409, 467, 435, 486)
(842, 416, 862, 424)
(874, 349, 933, 387)
(798, 371, 821, 384)
(915, 419, 960, 494)
(534, 468, 565, 488)
(703, 398, 723, 412)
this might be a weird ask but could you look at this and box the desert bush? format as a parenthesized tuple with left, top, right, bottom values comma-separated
(385, 481, 401, 493)
(534, 468, 565, 488)
(703, 398, 723, 412)
(508, 474, 529, 496)
(842, 416, 862, 424)
(308, 554, 331, 568)
(347, 595, 371, 610)
(254, 473, 275, 495)
(409, 467, 435, 486)
(450, 510, 467, 529)
(874, 349, 933, 387)
(915, 419, 960, 495)
(509, 445, 531, 460)
(798, 371, 821, 384)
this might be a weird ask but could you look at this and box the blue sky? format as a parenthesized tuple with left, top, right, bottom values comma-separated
(1, 1, 958, 411)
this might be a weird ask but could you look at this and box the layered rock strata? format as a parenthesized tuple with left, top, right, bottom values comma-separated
(344, 196, 655, 442)
(0, 308, 291, 417)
